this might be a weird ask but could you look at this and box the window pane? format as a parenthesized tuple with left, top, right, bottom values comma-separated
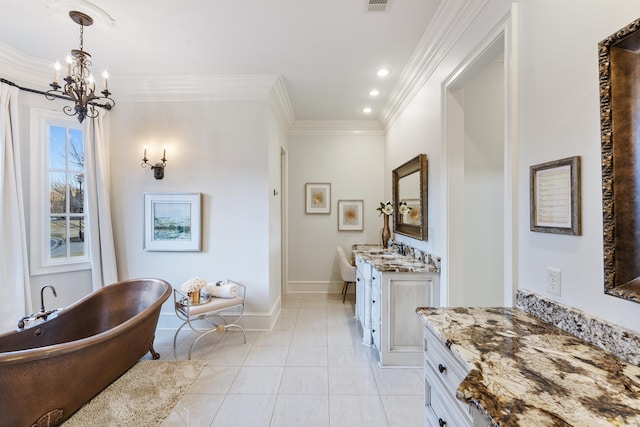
(69, 216, 85, 257)
(50, 216, 66, 259)
(49, 172, 67, 214)
(49, 125, 67, 170)
(69, 129, 84, 170)
(70, 173, 84, 213)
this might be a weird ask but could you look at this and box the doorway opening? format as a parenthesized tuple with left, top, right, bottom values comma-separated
(443, 25, 516, 307)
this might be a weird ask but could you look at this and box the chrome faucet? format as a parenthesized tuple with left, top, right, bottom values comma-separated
(39, 285, 57, 314)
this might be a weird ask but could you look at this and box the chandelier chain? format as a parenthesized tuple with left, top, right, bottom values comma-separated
(79, 24, 84, 52)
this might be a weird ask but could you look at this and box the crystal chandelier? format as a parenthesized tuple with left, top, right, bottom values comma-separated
(46, 11, 115, 122)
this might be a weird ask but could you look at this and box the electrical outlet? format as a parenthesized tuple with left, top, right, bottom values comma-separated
(547, 267, 561, 296)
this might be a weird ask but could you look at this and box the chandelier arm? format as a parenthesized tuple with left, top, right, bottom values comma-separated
(62, 105, 76, 117)
(1, 78, 113, 110)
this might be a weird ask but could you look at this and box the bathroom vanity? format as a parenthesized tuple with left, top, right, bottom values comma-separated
(354, 245, 440, 366)
(417, 296, 640, 426)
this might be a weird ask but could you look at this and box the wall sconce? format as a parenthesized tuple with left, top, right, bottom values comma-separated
(141, 146, 167, 179)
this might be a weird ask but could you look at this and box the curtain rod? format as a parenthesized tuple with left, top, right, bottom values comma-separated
(0, 77, 112, 108)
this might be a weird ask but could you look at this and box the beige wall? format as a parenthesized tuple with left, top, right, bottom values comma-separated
(287, 132, 384, 292)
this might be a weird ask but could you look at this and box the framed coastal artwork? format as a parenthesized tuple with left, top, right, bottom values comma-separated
(305, 183, 331, 214)
(144, 192, 202, 251)
(529, 156, 581, 235)
(337, 200, 364, 231)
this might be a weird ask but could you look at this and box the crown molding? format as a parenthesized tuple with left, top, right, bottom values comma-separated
(0, 42, 51, 89)
(378, 0, 490, 129)
(288, 120, 384, 136)
(270, 75, 295, 130)
(0, 42, 297, 132)
(113, 74, 286, 102)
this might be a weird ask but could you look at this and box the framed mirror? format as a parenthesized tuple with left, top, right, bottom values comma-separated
(599, 17, 640, 304)
(392, 154, 428, 240)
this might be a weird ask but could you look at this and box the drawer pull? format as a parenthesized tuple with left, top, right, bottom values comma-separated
(372, 299, 376, 304)
(438, 364, 446, 374)
(438, 418, 447, 427)
(445, 339, 452, 349)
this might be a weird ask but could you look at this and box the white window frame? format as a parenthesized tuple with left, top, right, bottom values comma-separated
(30, 108, 90, 275)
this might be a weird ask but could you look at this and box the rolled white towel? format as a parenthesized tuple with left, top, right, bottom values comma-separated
(205, 282, 238, 299)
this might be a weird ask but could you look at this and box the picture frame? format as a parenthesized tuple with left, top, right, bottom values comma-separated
(144, 192, 202, 251)
(530, 156, 581, 235)
(337, 200, 364, 231)
(305, 183, 331, 214)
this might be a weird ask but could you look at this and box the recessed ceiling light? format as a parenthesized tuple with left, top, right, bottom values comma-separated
(369, 89, 380, 97)
(362, 107, 372, 114)
(376, 68, 390, 77)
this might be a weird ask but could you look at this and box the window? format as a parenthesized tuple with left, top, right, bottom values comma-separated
(30, 109, 90, 275)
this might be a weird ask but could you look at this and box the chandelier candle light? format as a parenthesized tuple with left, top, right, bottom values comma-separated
(46, 11, 115, 122)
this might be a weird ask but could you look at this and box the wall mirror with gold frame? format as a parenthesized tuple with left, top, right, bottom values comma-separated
(392, 154, 428, 241)
(599, 17, 640, 304)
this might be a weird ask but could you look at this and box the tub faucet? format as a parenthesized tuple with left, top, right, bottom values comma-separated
(39, 285, 57, 314)
(17, 285, 59, 329)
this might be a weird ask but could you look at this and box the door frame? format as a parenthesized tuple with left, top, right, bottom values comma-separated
(441, 7, 518, 307)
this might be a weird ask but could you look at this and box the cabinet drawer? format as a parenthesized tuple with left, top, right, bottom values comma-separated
(430, 385, 472, 427)
(425, 373, 472, 427)
(370, 287, 380, 315)
(371, 269, 381, 291)
(424, 358, 472, 422)
(372, 321, 381, 351)
(424, 326, 469, 392)
(372, 304, 381, 350)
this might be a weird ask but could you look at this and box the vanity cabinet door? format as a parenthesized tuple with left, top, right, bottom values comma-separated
(377, 272, 437, 365)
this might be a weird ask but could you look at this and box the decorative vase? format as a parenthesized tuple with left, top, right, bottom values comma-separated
(188, 291, 200, 305)
(381, 214, 391, 248)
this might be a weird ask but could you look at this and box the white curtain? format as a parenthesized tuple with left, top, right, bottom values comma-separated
(0, 82, 31, 331)
(84, 112, 118, 290)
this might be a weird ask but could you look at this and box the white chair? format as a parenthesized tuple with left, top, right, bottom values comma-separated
(173, 280, 246, 359)
(336, 246, 356, 303)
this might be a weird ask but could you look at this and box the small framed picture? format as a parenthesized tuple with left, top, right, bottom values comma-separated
(144, 192, 202, 251)
(305, 183, 331, 214)
(337, 200, 364, 231)
(530, 156, 581, 235)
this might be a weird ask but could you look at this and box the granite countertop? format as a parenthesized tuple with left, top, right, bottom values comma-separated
(416, 306, 640, 426)
(353, 245, 439, 273)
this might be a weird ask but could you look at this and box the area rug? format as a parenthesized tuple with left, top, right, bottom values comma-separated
(63, 360, 205, 426)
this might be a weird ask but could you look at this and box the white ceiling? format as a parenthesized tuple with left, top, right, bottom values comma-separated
(0, 0, 441, 123)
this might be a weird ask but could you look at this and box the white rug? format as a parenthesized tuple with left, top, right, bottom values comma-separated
(63, 360, 205, 426)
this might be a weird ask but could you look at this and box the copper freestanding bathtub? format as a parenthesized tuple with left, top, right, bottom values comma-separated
(0, 278, 172, 427)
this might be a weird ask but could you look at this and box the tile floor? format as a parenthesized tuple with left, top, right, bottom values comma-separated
(152, 292, 425, 427)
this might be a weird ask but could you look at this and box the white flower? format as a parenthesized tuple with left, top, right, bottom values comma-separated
(399, 201, 412, 215)
(377, 201, 394, 216)
(181, 277, 207, 293)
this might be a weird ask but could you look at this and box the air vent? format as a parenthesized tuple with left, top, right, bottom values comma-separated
(367, 0, 389, 12)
